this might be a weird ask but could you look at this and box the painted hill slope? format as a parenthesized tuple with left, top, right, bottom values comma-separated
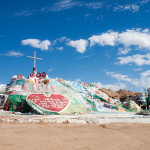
(0, 73, 142, 115)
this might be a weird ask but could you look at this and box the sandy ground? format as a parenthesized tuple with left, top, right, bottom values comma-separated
(0, 123, 149, 150)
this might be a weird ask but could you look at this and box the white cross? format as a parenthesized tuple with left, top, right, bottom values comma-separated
(27, 51, 42, 68)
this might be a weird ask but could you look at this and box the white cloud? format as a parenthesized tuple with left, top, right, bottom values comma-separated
(48, 67, 54, 72)
(78, 53, 95, 59)
(117, 53, 150, 66)
(114, 0, 150, 13)
(49, 28, 150, 55)
(114, 4, 139, 12)
(85, 2, 103, 9)
(5, 51, 24, 57)
(89, 28, 150, 55)
(106, 71, 150, 89)
(42, 0, 80, 12)
(20, 28, 150, 55)
(134, 68, 143, 72)
(52, 36, 69, 45)
(96, 82, 127, 91)
(137, 70, 150, 88)
(106, 72, 135, 83)
(21, 39, 51, 50)
(78, 55, 90, 59)
(67, 39, 88, 53)
(141, 0, 150, 4)
(56, 47, 64, 50)
(118, 48, 132, 55)
(89, 31, 118, 47)
(52, 0, 80, 12)
(13, 9, 35, 17)
(118, 29, 150, 49)
(41, 0, 103, 12)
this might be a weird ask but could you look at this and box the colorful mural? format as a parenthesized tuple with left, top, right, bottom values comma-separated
(27, 94, 69, 112)
(2, 72, 129, 115)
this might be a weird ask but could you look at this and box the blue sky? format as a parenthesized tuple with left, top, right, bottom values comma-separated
(1, 0, 150, 91)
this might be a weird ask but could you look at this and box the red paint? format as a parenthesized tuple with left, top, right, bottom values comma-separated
(36, 72, 41, 78)
(42, 72, 47, 77)
(22, 83, 30, 92)
(10, 90, 17, 95)
(42, 84, 49, 92)
(95, 85, 98, 89)
(17, 74, 23, 80)
(81, 82, 88, 87)
(4, 100, 9, 111)
(30, 72, 47, 79)
(30, 73, 35, 78)
(34, 78, 41, 83)
(38, 78, 42, 83)
(33, 84, 41, 93)
(27, 94, 69, 112)
(94, 91, 100, 95)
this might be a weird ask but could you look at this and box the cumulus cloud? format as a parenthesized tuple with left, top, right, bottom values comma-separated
(52, 36, 69, 45)
(20, 28, 150, 54)
(56, 47, 64, 50)
(89, 31, 118, 47)
(89, 28, 150, 55)
(5, 51, 24, 57)
(118, 48, 132, 55)
(117, 53, 150, 66)
(106, 72, 135, 83)
(53, 28, 150, 55)
(96, 82, 127, 91)
(21, 39, 51, 50)
(67, 39, 88, 53)
(118, 29, 150, 49)
(106, 71, 150, 89)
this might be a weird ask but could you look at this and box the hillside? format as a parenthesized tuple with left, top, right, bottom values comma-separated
(100, 88, 141, 102)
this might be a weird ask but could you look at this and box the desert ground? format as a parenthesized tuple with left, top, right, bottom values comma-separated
(0, 122, 149, 150)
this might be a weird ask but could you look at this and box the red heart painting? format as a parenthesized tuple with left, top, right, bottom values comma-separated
(27, 94, 69, 112)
